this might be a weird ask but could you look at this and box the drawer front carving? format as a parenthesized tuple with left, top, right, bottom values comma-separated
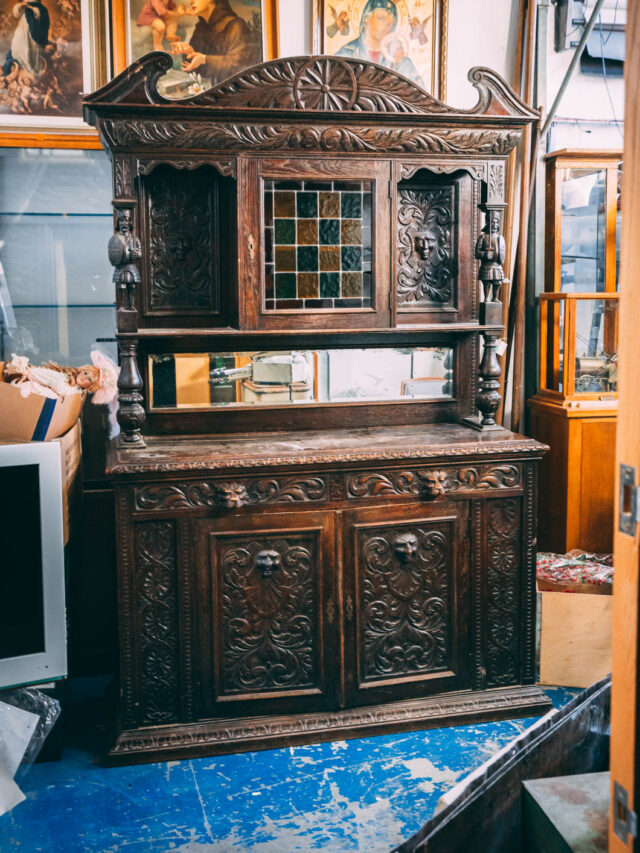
(216, 532, 320, 694)
(134, 520, 180, 725)
(359, 522, 451, 681)
(135, 476, 327, 511)
(486, 498, 522, 687)
(345, 464, 521, 499)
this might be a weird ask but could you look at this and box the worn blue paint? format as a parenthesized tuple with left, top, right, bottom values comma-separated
(0, 683, 578, 853)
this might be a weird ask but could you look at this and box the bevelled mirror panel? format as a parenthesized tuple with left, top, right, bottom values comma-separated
(149, 347, 454, 409)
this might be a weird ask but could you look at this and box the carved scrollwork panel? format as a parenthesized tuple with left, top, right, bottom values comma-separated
(358, 523, 451, 681)
(146, 169, 218, 311)
(397, 184, 455, 306)
(134, 521, 180, 725)
(135, 476, 327, 511)
(102, 120, 521, 156)
(345, 464, 522, 499)
(216, 533, 320, 694)
(485, 499, 521, 687)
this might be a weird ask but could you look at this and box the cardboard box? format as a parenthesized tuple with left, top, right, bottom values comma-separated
(54, 420, 82, 545)
(539, 589, 612, 688)
(0, 363, 85, 441)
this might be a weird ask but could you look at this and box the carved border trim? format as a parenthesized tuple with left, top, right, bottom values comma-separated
(471, 500, 485, 691)
(522, 465, 537, 684)
(116, 487, 137, 729)
(109, 441, 546, 477)
(345, 463, 522, 499)
(109, 685, 551, 760)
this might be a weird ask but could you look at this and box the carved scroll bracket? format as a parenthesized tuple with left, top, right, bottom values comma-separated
(400, 161, 487, 182)
(137, 157, 236, 178)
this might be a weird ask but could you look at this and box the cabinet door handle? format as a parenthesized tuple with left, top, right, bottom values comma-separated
(346, 594, 354, 623)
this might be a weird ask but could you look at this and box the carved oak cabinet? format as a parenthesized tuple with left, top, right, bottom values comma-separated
(84, 53, 551, 764)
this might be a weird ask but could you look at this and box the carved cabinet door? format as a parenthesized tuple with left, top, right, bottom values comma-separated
(194, 510, 338, 718)
(342, 501, 470, 707)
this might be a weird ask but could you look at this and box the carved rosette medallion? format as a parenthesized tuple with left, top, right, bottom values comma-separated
(486, 499, 521, 687)
(359, 524, 451, 681)
(398, 185, 455, 306)
(294, 58, 357, 111)
(134, 521, 179, 724)
(218, 534, 319, 694)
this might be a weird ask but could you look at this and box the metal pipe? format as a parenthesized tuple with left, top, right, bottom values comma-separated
(540, 0, 608, 138)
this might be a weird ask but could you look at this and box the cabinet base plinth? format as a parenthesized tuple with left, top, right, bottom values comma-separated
(107, 685, 552, 765)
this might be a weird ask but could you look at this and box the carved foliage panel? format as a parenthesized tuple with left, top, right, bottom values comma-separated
(145, 167, 219, 312)
(134, 520, 180, 725)
(397, 181, 456, 307)
(357, 520, 453, 683)
(213, 531, 322, 696)
(485, 499, 522, 687)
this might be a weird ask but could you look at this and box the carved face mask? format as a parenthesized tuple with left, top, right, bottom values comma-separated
(393, 532, 418, 564)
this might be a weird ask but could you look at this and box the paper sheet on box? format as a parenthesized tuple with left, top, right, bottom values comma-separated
(0, 761, 25, 816)
(0, 700, 39, 777)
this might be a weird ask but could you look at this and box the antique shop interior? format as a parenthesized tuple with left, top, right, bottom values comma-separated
(0, 0, 633, 851)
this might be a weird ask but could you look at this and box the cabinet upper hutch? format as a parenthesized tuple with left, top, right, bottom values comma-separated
(84, 53, 550, 764)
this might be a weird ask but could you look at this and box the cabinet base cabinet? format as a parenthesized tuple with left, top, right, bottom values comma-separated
(107, 425, 550, 764)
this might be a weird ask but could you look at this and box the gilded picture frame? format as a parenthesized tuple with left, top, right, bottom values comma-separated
(312, 0, 448, 99)
(111, 0, 279, 85)
(0, 0, 108, 139)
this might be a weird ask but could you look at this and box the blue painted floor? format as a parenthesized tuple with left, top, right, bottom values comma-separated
(1, 681, 578, 853)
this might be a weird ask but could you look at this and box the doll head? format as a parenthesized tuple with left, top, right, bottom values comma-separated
(74, 365, 101, 392)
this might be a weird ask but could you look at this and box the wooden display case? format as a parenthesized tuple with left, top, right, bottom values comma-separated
(529, 150, 622, 554)
(84, 53, 551, 764)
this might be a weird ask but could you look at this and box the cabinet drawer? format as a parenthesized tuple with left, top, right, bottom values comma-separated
(342, 501, 470, 707)
(194, 510, 337, 718)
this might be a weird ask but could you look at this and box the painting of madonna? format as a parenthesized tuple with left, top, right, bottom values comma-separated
(317, 0, 447, 97)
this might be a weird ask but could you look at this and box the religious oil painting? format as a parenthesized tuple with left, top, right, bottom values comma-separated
(121, 0, 278, 98)
(0, 0, 105, 126)
(313, 0, 447, 98)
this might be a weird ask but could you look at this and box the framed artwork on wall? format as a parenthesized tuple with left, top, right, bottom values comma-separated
(111, 0, 279, 94)
(312, 0, 448, 99)
(0, 0, 108, 133)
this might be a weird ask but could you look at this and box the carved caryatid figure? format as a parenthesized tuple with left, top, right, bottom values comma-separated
(475, 211, 506, 303)
(108, 208, 142, 310)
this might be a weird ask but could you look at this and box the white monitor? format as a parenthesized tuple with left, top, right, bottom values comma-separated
(0, 441, 67, 689)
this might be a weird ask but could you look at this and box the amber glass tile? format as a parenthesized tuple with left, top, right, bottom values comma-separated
(341, 220, 362, 245)
(275, 273, 296, 298)
(320, 272, 340, 297)
(341, 246, 362, 271)
(274, 218, 296, 245)
(297, 219, 318, 245)
(342, 272, 363, 297)
(274, 191, 295, 217)
(320, 246, 340, 271)
(297, 246, 318, 272)
(275, 246, 296, 271)
(319, 191, 340, 218)
(298, 272, 319, 298)
(319, 219, 340, 245)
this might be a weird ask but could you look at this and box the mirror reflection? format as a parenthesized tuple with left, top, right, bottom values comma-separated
(149, 347, 454, 409)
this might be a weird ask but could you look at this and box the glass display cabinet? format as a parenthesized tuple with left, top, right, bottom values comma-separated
(529, 149, 622, 554)
(84, 53, 551, 764)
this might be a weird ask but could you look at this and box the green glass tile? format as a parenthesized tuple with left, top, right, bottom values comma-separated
(319, 219, 340, 245)
(297, 219, 318, 244)
(342, 272, 363, 297)
(298, 272, 319, 298)
(274, 191, 295, 217)
(319, 191, 340, 218)
(341, 192, 362, 218)
(320, 272, 340, 298)
(341, 246, 362, 271)
(275, 273, 296, 298)
(297, 191, 318, 218)
(320, 246, 340, 271)
(275, 246, 296, 271)
(297, 245, 318, 272)
(341, 219, 362, 245)
(274, 218, 296, 244)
